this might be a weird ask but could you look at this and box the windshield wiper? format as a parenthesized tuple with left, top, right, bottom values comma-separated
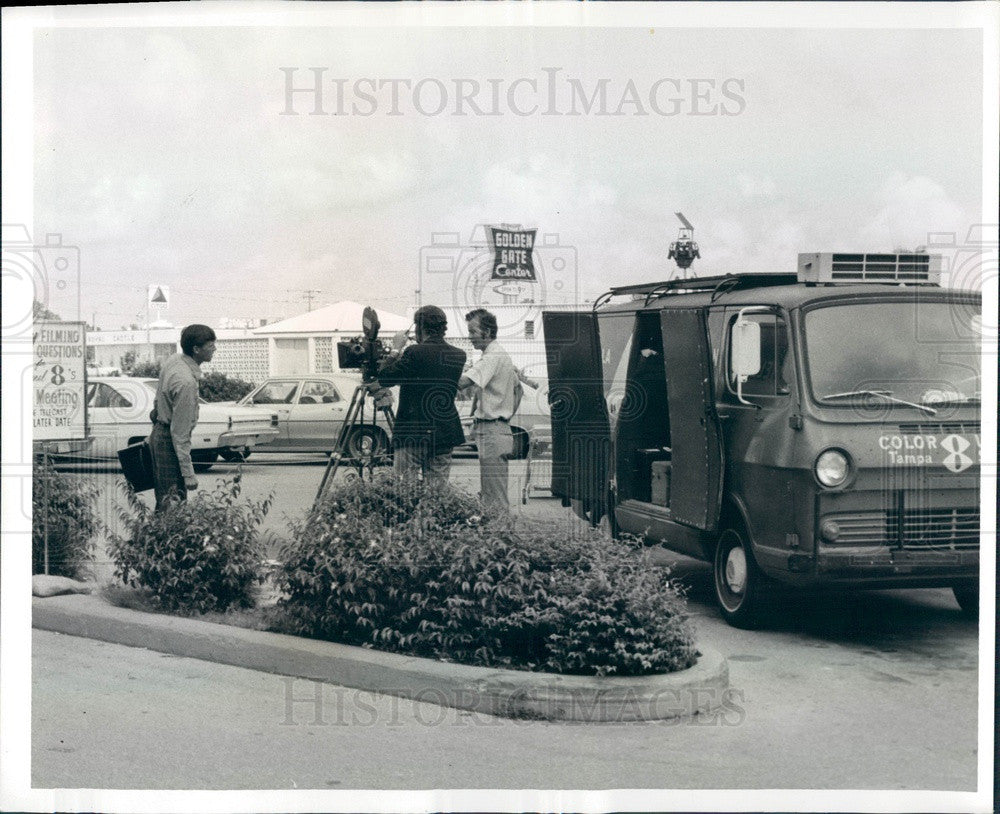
(923, 396, 980, 406)
(820, 390, 938, 415)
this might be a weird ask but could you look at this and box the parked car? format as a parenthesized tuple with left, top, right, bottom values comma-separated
(53, 377, 279, 471)
(229, 374, 391, 457)
(230, 373, 550, 459)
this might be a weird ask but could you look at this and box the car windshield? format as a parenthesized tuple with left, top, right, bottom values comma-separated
(804, 300, 981, 406)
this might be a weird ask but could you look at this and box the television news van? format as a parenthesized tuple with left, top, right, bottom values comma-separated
(543, 253, 982, 627)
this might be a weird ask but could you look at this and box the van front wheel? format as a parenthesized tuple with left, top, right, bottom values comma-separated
(713, 521, 767, 629)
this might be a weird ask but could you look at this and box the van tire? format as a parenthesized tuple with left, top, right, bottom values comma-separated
(713, 518, 767, 629)
(952, 584, 979, 619)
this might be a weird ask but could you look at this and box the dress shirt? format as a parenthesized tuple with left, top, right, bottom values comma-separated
(153, 352, 203, 479)
(464, 340, 521, 421)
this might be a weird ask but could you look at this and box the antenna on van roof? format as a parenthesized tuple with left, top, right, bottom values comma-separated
(668, 212, 700, 275)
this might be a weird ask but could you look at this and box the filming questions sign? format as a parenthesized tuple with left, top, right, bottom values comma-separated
(489, 227, 537, 281)
(34, 321, 87, 441)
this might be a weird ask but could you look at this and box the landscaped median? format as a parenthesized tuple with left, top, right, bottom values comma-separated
(33, 592, 729, 722)
(33, 470, 730, 721)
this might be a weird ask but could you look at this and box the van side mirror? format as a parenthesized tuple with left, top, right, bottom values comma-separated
(731, 313, 762, 406)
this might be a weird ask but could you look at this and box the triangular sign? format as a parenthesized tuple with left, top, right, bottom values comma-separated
(151, 287, 167, 303)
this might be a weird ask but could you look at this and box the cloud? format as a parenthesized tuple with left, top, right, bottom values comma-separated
(859, 173, 967, 250)
(132, 33, 208, 116)
(736, 173, 777, 198)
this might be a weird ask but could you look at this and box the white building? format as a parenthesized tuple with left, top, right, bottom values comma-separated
(252, 301, 411, 375)
(84, 295, 587, 384)
(84, 301, 411, 382)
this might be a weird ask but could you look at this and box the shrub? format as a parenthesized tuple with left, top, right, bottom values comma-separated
(277, 473, 696, 676)
(198, 371, 256, 403)
(127, 363, 254, 403)
(129, 359, 161, 378)
(108, 474, 272, 613)
(32, 457, 100, 577)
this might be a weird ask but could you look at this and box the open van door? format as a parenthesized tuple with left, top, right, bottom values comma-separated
(542, 311, 611, 522)
(660, 308, 724, 531)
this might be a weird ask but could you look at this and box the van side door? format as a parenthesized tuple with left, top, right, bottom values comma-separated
(659, 308, 724, 531)
(542, 311, 611, 521)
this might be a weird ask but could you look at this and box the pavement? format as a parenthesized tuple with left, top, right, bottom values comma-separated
(22, 458, 985, 797)
(32, 592, 729, 723)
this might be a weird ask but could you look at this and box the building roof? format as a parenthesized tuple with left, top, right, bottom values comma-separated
(253, 301, 412, 336)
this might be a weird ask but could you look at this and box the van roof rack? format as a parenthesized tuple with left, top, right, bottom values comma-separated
(603, 273, 799, 306)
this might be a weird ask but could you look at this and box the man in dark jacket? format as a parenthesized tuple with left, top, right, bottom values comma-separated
(369, 305, 466, 486)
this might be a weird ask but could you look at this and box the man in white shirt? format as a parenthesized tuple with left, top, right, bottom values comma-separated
(458, 308, 522, 507)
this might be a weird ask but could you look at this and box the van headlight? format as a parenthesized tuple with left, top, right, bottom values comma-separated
(815, 449, 850, 488)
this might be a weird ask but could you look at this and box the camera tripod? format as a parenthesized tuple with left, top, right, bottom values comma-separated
(314, 382, 395, 504)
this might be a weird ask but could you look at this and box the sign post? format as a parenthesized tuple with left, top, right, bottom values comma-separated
(147, 285, 169, 361)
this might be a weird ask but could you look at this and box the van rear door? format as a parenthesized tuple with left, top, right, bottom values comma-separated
(660, 308, 724, 531)
(542, 311, 611, 521)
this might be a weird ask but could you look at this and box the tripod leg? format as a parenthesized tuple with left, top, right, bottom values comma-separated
(315, 385, 367, 502)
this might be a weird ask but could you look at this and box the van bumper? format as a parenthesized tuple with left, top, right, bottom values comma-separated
(771, 546, 979, 589)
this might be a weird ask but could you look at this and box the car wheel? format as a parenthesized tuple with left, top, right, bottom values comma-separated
(713, 518, 768, 629)
(952, 584, 979, 619)
(510, 427, 530, 460)
(219, 446, 249, 462)
(192, 450, 219, 473)
(346, 426, 390, 462)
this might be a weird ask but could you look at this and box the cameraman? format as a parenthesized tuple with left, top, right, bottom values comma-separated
(368, 305, 466, 486)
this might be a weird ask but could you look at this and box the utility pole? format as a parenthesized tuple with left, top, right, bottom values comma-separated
(299, 289, 323, 312)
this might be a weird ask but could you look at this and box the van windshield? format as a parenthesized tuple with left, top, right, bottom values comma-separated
(804, 300, 981, 406)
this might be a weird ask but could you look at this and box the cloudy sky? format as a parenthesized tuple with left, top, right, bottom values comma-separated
(20, 7, 994, 330)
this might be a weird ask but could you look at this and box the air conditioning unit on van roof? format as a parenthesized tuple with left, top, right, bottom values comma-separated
(797, 253, 942, 285)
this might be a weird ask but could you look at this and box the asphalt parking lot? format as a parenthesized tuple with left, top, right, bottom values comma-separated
(44, 454, 982, 791)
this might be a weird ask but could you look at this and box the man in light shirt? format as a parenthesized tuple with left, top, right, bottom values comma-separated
(458, 308, 522, 507)
(149, 324, 216, 510)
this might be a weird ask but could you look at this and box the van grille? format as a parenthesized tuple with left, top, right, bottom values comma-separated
(826, 511, 892, 545)
(823, 508, 979, 549)
(889, 508, 980, 550)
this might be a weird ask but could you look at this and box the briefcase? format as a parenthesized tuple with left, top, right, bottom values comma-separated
(118, 440, 155, 493)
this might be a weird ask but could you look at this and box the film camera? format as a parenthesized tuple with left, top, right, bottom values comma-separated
(336, 306, 393, 381)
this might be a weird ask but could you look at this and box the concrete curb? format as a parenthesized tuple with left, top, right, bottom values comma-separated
(33, 593, 729, 722)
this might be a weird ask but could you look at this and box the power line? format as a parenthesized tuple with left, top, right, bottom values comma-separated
(293, 289, 324, 312)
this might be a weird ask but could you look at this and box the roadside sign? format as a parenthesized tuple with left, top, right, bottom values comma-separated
(33, 320, 87, 442)
(148, 284, 170, 307)
(489, 227, 537, 281)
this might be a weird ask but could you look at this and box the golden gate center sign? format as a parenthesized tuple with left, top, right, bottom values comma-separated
(489, 227, 537, 281)
(34, 320, 88, 444)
